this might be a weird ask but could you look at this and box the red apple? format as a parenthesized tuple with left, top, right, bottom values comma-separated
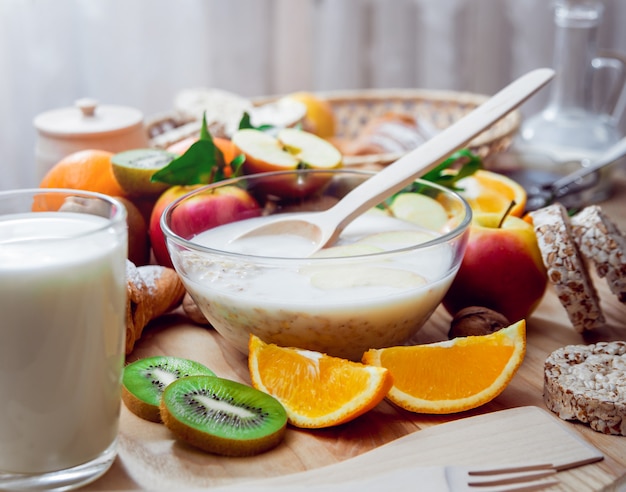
(149, 185, 261, 267)
(442, 213, 548, 322)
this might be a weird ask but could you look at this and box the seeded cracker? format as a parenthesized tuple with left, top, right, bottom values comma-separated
(529, 203, 604, 332)
(544, 341, 626, 435)
(571, 205, 626, 304)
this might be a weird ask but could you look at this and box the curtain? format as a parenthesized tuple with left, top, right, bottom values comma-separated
(2, 0, 625, 190)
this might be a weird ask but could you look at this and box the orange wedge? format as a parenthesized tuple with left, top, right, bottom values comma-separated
(362, 320, 526, 414)
(248, 335, 393, 428)
(457, 169, 527, 217)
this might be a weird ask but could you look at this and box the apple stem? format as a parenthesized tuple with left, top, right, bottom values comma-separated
(497, 200, 516, 228)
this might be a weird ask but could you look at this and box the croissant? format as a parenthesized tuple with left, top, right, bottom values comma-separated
(125, 260, 186, 354)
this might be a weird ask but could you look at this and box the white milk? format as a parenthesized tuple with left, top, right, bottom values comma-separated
(0, 212, 126, 474)
(176, 213, 456, 360)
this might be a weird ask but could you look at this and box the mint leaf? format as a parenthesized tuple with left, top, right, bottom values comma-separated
(379, 149, 482, 208)
(420, 149, 482, 190)
(151, 113, 229, 185)
(238, 111, 274, 132)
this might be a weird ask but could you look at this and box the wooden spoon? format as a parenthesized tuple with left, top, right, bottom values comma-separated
(233, 68, 555, 255)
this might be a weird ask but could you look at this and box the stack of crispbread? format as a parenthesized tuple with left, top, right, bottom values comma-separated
(529, 203, 626, 333)
(531, 203, 626, 435)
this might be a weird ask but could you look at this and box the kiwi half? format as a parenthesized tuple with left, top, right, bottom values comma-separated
(111, 148, 176, 197)
(160, 375, 288, 457)
(122, 356, 215, 422)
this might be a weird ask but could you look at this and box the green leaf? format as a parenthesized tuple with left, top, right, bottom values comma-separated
(238, 111, 274, 132)
(151, 140, 220, 185)
(151, 112, 230, 186)
(420, 149, 482, 190)
(378, 148, 482, 208)
(229, 153, 246, 177)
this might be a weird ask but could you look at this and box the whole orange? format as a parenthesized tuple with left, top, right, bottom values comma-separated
(40, 149, 127, 197)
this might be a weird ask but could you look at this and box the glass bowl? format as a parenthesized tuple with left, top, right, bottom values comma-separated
(162, 169, 471, 360)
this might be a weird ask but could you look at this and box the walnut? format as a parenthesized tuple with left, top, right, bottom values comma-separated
(448, 306, 510, 339)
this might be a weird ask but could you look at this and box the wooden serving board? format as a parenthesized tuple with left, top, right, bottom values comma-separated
(87, 169, 626, 492)
(97, 406, 602, 491)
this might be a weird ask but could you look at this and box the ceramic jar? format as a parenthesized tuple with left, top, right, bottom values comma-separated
(34, 98, 150, 180)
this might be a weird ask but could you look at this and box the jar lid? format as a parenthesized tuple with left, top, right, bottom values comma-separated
(34, 98, 145, 137)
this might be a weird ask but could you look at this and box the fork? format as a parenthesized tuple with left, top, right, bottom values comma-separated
(445, 463, 559, 492)
(209, 462, 559, 491)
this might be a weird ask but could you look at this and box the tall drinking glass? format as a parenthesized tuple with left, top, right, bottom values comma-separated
(0, 189, 127, 490)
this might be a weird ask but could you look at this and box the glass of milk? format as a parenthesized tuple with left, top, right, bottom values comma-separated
(0, 189, 127, 490)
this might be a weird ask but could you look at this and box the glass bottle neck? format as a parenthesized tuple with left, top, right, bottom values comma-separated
(546, 1, 603, 115)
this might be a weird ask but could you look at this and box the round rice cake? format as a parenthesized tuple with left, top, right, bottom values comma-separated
(571, 205, 626, 304)
(544, 341, 626, 435)
(529, 202, 605, 332)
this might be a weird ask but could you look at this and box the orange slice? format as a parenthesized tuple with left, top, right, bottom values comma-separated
(362, 320, 526, 414)
(248, 335, 393, 428)
(457, 169, 527, 217)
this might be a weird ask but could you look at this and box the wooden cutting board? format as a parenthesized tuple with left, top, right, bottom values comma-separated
(96, 406, 603, 490)
(87, 170, 626, 491)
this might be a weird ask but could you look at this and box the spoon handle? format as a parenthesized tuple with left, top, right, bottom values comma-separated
(321, 68, 555, 245)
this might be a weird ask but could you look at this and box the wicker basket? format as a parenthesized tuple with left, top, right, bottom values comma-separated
(280, 88, 520, 168)
(145, 88, 521, 167)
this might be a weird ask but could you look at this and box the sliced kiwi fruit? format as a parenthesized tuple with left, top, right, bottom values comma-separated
(160, 375, 287, 457)
(122, 356, 215, 422)
(111, 148, 176, 197)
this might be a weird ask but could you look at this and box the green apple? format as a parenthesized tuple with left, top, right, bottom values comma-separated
(442, 213, 548, 322)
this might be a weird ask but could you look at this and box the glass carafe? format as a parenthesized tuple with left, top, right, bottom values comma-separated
(516, 0, 626, 202)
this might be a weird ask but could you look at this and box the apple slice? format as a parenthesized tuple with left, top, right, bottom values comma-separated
(233, 128, 342, 175)
(356, 230, 435, 250)
(389, 193, 449, 231)
(309, 266, 426, 290)
(311, 243, 384, 258)
(277, 128, 342, 170)
(233, 129, 299, 172)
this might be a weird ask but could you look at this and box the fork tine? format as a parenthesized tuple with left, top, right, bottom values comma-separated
(468, 463, 555, 477)
(446, 463, 559, 492)
(472, 479, 560, 492)
(467, 470, 556, 487)
(467, 468, 556, 486)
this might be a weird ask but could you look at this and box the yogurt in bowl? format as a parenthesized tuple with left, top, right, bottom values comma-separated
(162, 169, 471, 361)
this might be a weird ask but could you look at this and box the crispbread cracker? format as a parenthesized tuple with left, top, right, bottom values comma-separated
(529, 203, 604, 332)
(571, 205, 626, 304)
(544, 341, 626, 435)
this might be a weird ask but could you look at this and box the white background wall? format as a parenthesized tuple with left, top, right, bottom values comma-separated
(2, 0, 625, 190)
